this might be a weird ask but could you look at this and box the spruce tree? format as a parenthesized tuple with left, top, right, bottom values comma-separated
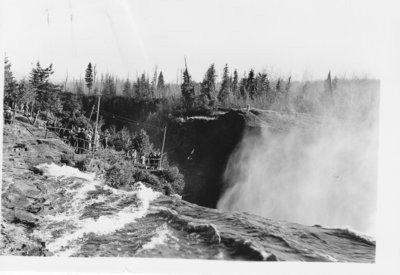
(102, 74, 117, 97)
(276, 78, 281, 93)
(75, 80, 84, 95)
(122, 78, 132, 97)
(157, 71, 165, 92)
(232, 69, 239, 98)
(255, 72, 270, 98)
(29, 62, 61, 116)
(181, 67, 195, 109)
(4, 56, 18, 107)
(85, 62, 93, 94)
(150, 67, 158, 97)
(246, 69, 256, 99)
(285, 76, 292, 93)
(239, 75, 248, 100)
(138, 73, 151, 99)
(218, 64, 231, 103)
(132, 129, 151, 155)
(200, 64, 217, 102)
(324, 70, 333, 94)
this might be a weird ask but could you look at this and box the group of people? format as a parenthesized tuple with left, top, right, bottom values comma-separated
(45, 121, 163, 169)
(127, 149, 162, 169)
(46, 121, 110, 154)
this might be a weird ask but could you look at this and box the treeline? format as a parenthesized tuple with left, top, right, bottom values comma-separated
(4, 56, 379, 127)
(73, 62, 296, 112)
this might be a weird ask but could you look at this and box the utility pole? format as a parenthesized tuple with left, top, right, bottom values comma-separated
(94, 95, 101, 151)
(160, 126, 167, 169)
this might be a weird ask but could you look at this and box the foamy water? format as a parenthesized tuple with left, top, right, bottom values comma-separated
(34, 163, 160, 256)
(139, 223, 177, 251)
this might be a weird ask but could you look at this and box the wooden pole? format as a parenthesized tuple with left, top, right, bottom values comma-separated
(160, 126, 167, 169)
(88, 104, 95, 122)
(94, 95, 101, 152)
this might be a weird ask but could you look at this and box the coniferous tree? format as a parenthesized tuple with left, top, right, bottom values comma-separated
(283, 76, 292, 108)
(200, 64, 217, 102)
(85, 62, 93, 94)
(285, 76, 292, 93)
(75, 80, 85, 95)
(255, 72, 270, 99)
(131, 129, 151, 155)
(232, 69, 239, 98)
(102, 74, 117, 97)
(157, 71, 165, 92)
(246, 69, 256, 99)
(122, 78, 132, 97)
(150, 67, 158, 97)
(276, 78, 281, 93)
(29, 62, 61, 116)
(136, 73, 151, 99)
(4, 56, 19, 107)
(325, 70, 333, 94)
(181, 67, 195, 109)
(239, 74, 248, 100)
(218, 64, 231, 103)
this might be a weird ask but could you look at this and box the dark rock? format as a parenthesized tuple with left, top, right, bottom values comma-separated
(13, 209, 39, 226)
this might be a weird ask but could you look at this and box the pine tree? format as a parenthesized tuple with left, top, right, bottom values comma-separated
(200, 64, 217, 102)
(218, 64, 231, 103)
(285, 76, 292, 93)
(157, 71, 165, 92)
(324, 70, 332, 94)
(181, 67, 195, 109)
(75, 80, 84, 95)
(136, 73, 151, 99)
(132, 129, 151, 155)
(255, 72, 270, 99)
(85, 62, 93, 94)
(122, 78, 132, 97)
(29, 62, 61, 116)
(276, 78, 281, 93)
(239, 75, 248, 100)
(4, 56, 18, 107)
(102, 74, 117, 97)
(283, 76, 292, 108)
(232, 69, 239, 98)
(150, 67, 158, 97)
(246, 69, 256, 99)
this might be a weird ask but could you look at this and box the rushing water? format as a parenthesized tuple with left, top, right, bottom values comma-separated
(30, 163, 375, 262)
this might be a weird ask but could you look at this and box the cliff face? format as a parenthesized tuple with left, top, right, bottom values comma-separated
(164, 110, 260, 208)
(164, 109, 318, 208)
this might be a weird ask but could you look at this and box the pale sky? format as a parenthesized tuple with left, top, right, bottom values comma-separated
(2, 0, 384, 83)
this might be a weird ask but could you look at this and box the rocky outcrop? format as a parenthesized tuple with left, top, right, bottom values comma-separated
(1, 121, 73, 256)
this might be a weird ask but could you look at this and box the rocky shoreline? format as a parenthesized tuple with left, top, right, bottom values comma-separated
(1, 120, 77, 255)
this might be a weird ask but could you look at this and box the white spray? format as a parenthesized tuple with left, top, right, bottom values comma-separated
(33, 163, 161, 256)
(218, 80, 379, 234)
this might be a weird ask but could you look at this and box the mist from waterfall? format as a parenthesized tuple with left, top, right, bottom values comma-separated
(217, 80, 379, 235)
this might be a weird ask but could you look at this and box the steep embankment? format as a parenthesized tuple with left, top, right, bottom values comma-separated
(165, 109, 318, 208)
